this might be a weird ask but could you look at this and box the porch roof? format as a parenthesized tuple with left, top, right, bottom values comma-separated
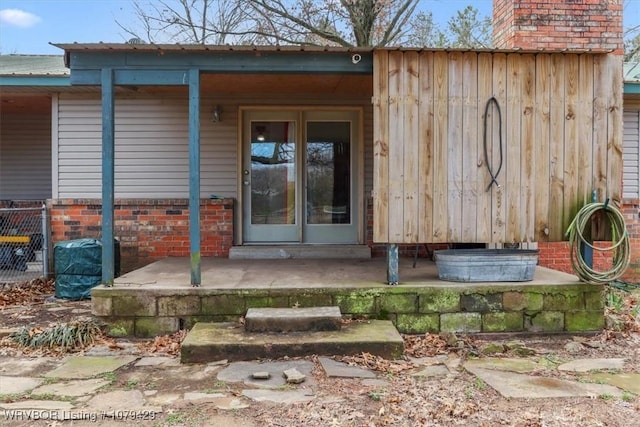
(625, 62, 640, 94)
(0, 55, 70, 87)
(52, 42, 610, 54)
(51, 43, 375, 83)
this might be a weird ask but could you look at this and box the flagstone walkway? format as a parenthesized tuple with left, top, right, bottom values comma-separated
(1, 348, 638, 426)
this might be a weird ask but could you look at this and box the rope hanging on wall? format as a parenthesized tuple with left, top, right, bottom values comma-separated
(483, 97, 503, 191)
(566, 202, 630, 284)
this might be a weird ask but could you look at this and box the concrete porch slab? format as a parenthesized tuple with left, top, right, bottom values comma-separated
(107, 257, 579, 289)
(91, 257, 604, 337)
(180, 320, 404, 363)
(229, 245, 371, 260)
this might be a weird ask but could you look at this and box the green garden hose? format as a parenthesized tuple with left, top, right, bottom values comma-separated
(566, 202, 630, 284)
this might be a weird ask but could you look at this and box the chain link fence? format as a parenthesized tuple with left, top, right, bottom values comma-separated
(0, 206, 50, 284)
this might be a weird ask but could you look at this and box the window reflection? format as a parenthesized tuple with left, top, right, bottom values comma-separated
(306, 122, 351, 224)
(250, 121, 296, 225)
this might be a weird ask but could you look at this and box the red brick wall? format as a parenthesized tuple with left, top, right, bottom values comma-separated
(493, 0, 623, 54)
(518, 201, 639, 283)
(48, 198, 234, 274)
(620, 200, 639, 282)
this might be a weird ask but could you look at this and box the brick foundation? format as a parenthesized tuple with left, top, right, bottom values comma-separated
(44, 196, 638, 282)
(48, 198, 234, 273)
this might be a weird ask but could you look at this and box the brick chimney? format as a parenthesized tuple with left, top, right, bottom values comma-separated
(492, 0, 623, 54)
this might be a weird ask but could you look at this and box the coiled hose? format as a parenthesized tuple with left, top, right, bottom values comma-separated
(566, 202, 630, 284)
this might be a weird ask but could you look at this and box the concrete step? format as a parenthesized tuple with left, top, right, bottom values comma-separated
(245, 306, 342, 332)
(229, 245, 371, 260)
(181, 320, 404, 363)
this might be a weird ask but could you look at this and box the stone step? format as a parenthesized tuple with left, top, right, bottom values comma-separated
(181, 320, 404, 363)
(245, 306, 342, 332)
(229, 245, 371, 260)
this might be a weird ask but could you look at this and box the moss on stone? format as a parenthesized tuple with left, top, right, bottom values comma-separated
(201, 294, 246, 315)
(106, 319, 134, 337)
(290, 293, 333, 308)
(482, 312, 523, 332)
(503, 292, 543, 311)
(565, 311, 605, 332)
(112, 294, 156, 316)
(524, 311, 564, 332)
(584, 292, 605, 310)
(157, 296, 201, 316)
(135, 317, 179, 337)
(245, 296, 289, 309)
(395, 314, 439, 334)
(379, 294, 417, 314)
(543, 292, 584, 311)
(440, 312, 481, 333)
(461, 293, 502, 312)
(334, 292, 377, 315)
(418, 290, 460, 313)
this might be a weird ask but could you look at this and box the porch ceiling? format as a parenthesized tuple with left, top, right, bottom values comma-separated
(202, 73, 372, 95)
(0, 95, 51, 114)
(129, 73, 373, 96)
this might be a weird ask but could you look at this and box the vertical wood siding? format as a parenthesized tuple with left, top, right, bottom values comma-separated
(373, 51, 623, 244)
(623, 109, 640, 199)
(0, 113, 52, 199)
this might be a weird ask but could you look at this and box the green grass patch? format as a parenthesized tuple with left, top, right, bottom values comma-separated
(10, 321, 103, 350)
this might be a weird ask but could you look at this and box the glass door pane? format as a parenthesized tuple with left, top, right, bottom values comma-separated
(306, 122, 351, 225)
(250, 121, 296, 225)
(242, 113, 299, 244)
(303, 111, 358, 244)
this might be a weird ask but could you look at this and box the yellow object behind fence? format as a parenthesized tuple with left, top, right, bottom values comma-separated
(0, 235, 30, 244)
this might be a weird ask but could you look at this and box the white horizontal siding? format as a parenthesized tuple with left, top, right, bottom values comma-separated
(623, 109, 640, 199)
(55, 94, 371, 200)
(0, 113, 52, 200)
(56, 95, 238, 199)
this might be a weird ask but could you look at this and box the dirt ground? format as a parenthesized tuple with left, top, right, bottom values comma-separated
(1, 278, 639, 427)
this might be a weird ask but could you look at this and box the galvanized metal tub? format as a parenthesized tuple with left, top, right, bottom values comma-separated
(434, 249, 539, 282)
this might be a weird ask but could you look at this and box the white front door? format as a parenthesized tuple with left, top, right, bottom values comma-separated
(242, 109, 360, 244)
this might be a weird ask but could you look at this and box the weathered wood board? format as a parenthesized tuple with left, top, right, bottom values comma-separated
(373, 50, 623, 244)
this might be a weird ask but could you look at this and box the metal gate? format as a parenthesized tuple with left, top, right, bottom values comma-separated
(0, 206, 50, 283)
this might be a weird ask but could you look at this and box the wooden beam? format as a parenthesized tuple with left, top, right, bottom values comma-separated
(373, 51, 389, 243)
(534, 54, 551, 242)
(388, 51, 404, 242)
(67, 51, 373, 77)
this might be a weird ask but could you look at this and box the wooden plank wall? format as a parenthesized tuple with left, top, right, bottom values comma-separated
(372, 50, 623, 244)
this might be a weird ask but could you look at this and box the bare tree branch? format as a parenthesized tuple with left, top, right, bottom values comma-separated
(117, 0, 493, 49)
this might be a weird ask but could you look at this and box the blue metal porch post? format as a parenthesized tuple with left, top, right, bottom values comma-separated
(189, 69, 201, 286)
(101, 68, 115, 285)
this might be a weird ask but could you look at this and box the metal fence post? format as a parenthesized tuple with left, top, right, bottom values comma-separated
(41, 204, 50, 278)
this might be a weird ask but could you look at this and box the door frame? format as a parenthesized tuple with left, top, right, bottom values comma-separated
(237, 106, 364, 245)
